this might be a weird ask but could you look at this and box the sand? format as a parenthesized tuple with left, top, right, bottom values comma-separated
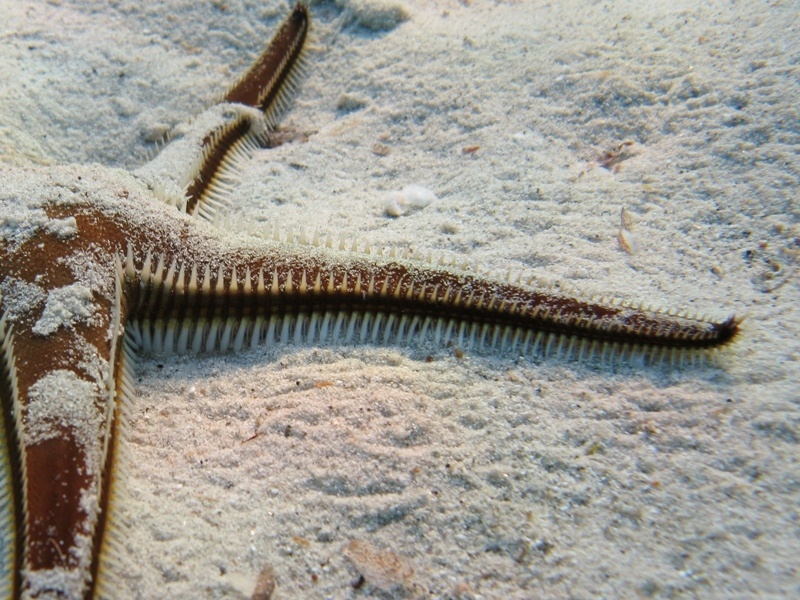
(1, 0, 798, 597)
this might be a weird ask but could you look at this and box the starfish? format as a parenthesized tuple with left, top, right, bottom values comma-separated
(0, 4, 739, 598)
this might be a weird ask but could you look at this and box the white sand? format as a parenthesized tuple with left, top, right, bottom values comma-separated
(1, 0, 798, 597)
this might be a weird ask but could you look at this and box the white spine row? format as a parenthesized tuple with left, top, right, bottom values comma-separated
(0, 294, 25, 596)
(190, 121, 268, 222)
(92, 333, 138, 600)
(260, 53, 308, 127)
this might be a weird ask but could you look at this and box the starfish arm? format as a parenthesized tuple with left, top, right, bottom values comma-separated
(0, 305, 123, 598)
(134, 103, 268, 219)
(223, 2, 310, 119)
(135, 3, 310, 221)
(116, 209, 739, 361)
(0, 166, 130, 598)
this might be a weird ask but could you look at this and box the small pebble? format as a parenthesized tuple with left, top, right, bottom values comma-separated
(337, 0, 409, 31)
(251, 563, 276, 600)
(343, 539, 414, 591)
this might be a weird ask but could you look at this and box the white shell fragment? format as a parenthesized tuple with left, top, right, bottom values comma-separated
(618, 206, 640, 254)
(383, 184, 437, 217)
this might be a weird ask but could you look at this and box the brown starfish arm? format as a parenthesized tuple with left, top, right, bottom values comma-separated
(223, 2, 310, 116)
(0, 297, 123, 598)
(113, 201, 739, 361)
(125, 244, 740, 360)
(185, 2, 309, 215)
(135, 4, 309, 221)
(25, 166, 735, 362)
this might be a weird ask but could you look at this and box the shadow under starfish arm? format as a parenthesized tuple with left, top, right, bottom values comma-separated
(0, 2, 740, 599)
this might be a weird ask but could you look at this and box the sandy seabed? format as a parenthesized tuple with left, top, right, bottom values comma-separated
(1, 0, 798, 598)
